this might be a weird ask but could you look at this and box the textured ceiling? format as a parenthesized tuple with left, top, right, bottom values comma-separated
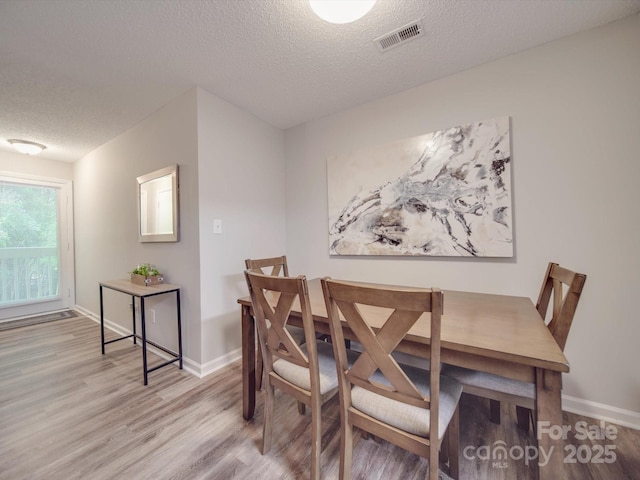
(1, 0, 639, 163)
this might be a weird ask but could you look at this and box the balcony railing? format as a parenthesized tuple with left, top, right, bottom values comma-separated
(0, 247, 59, 306)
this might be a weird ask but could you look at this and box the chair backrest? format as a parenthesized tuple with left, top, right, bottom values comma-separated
(536, 262, 587, 351)
(245, 270, 318, 374)
(321, 278, 443, 437)
(245, 256, 289, 277)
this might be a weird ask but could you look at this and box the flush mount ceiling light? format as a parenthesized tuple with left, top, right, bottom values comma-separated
(310, 0, 376, 24)
(7, 139, 47, 155)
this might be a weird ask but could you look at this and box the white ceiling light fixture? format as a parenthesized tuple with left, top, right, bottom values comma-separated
(309, 0, 376, 24)
(8, 139, 47, 155)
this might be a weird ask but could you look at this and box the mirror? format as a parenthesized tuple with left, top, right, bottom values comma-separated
(137, 164, 179, 242)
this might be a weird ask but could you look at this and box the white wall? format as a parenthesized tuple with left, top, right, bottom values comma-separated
(71, 86, 285, 373)
(0, 150, 73, 179)
(284, 14, 640, 420)
(74, 89, 202, 363)
(196, 88, 286, 370)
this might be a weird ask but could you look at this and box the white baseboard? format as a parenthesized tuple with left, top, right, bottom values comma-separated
(197, 348, 243, 377)
(562, 394, 640, 430)
(73, 305, 97, 321)
(178, 348, 241, 378)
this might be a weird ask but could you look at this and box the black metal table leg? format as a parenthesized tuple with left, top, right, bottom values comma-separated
(131, 295, 137, 345)
(100, 285, 105, 354)
(141, 296, 148, 385)
(176, 290, 183, 369)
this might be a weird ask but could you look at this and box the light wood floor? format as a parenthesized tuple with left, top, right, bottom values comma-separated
(1, 316, 638, 480)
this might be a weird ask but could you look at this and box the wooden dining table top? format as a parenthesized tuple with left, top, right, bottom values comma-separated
(237, 277, 569, 374)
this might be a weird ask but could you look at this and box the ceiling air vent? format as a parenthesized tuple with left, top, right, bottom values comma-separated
(374, 19, 424, 53)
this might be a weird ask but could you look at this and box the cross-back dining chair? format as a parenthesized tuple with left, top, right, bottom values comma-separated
(245, 256, 306, 390)
(443, 262, 587, 431)
(245, 255, 289, 277)
(321, 278, 461, 480)
(244, 271, 344, 480)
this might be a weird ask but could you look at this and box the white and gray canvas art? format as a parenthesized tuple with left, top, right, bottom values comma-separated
(327, 117, 513, 256)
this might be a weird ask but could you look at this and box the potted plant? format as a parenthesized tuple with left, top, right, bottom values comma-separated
(131, 263, 164, 286)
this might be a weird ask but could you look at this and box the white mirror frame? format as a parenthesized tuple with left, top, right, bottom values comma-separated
(136, 164, 179, 242)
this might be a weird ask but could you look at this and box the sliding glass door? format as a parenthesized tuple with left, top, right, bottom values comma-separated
(0, 175, 74, 321)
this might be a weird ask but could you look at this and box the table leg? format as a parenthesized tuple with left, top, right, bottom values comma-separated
(100, 285, 105, 354)
(536, 369, 566, 480)
(242, 304, 256, 420)
(141, 296, 148, 386)
(177, 290, 183, 369)
(132, 295, 137, 345)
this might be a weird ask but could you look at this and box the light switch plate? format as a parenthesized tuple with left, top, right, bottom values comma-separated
(213, 219, 222, 234)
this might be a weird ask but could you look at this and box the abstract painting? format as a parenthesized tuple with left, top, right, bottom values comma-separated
(327, 117, 513, 256)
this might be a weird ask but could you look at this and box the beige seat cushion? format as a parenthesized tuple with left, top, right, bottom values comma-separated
(273, 340, 358, 395)
(351, 363, 462, 441)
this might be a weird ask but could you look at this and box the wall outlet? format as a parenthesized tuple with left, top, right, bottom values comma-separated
(150, 309, 156, 324)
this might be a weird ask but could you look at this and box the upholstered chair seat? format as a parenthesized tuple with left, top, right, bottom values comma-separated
(352, 364, 462, 440)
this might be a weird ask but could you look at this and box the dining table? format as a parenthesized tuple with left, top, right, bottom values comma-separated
(237, 278, 570, 480)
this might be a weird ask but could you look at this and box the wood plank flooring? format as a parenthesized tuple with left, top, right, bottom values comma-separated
(1, 316, 638, 479)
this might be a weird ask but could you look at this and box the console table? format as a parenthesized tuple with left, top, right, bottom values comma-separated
(99, 279, 183, 385)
